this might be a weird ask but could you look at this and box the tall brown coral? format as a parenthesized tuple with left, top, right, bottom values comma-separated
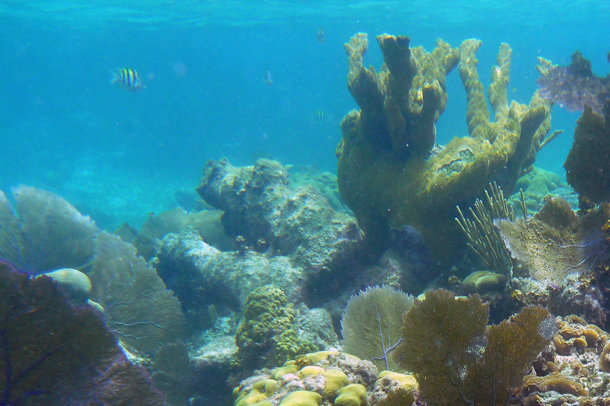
(564, 101, 610, 207)
(337, 33, 556, 259)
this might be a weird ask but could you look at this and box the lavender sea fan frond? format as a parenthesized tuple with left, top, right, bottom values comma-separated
(537, 51, 610, 114)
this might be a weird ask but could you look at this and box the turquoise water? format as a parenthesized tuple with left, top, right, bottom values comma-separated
(0, 0, 608, 230)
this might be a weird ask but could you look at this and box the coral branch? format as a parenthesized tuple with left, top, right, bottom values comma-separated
(337, 33, 554, 260)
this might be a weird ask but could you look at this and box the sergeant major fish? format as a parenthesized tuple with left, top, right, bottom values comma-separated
(111, 68, 145, 91)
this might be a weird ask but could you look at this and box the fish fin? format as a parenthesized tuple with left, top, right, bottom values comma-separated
(109, 69, 120, 84)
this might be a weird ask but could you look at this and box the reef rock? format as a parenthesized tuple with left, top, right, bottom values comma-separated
(197, 158, 364, 276)
(336, 33, 555, 260)
(155, 231, 305, 324)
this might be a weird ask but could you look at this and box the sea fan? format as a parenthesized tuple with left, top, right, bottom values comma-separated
(0, 185, 98, 274)
(341, 285, 414, 371)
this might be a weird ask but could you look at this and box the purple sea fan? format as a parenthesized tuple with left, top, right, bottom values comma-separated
(537, 51, 610, 114)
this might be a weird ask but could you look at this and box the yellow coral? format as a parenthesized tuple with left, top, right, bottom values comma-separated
(523, 374, 588, 397)
(334, 384, 368, 406)
(375, 371, 418, 406)
(279, 391, 322, 406)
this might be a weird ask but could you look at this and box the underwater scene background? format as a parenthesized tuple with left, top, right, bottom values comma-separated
(0, 1, 609, 405)
(0, 0, 607, 230)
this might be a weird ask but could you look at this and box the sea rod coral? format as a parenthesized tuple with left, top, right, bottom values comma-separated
(336, 33, 556, 259)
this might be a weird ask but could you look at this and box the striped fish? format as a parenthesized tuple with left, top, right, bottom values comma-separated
(111, 68, 144, 91)
(312, 110, 331, 122)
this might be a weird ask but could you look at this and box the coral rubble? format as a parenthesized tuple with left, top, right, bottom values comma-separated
(336, 33, 554, 259)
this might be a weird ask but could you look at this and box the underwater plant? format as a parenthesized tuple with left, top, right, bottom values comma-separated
(395, 289, 552, 405)
(0, 185, 98, 274)
(341, 285, 414, 371)
(455, 182, 525, 276)
(497, 197, 610, 286)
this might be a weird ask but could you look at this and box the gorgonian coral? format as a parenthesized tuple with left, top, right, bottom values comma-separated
(395, 289, 551, 405)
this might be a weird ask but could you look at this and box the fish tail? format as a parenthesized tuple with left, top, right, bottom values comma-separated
(110, 69, 120, 84)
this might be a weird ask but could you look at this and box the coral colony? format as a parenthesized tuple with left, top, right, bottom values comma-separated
(1, 32, 610, 405)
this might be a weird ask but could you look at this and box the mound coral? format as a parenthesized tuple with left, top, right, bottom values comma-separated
(232, 350, 415, 406)
(337, 33, 555, 259)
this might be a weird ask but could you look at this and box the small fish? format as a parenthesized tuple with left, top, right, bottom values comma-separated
(264, 70, 273, 86)
(111, 68, 145, 91)
(312, 110, 331, 122)
(317, 27, 326, 43)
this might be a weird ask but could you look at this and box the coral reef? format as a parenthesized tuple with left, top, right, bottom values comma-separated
(235, 286, 318, 370)
(336, 33, 554, 259)
(0, 262, 165, 405)
(287, 165, 349, 213)
(564, 101, 610, 206)
(131, 207, 234, 260)
(197, 158, 363, 277)
(341, 286, 414, 371)
(232, 350, 414, 406)
(537, 51, 610, 114)
(517, 315, 610, 404)
(395, 289, 551, 405)
(155, 231, 306, 326)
